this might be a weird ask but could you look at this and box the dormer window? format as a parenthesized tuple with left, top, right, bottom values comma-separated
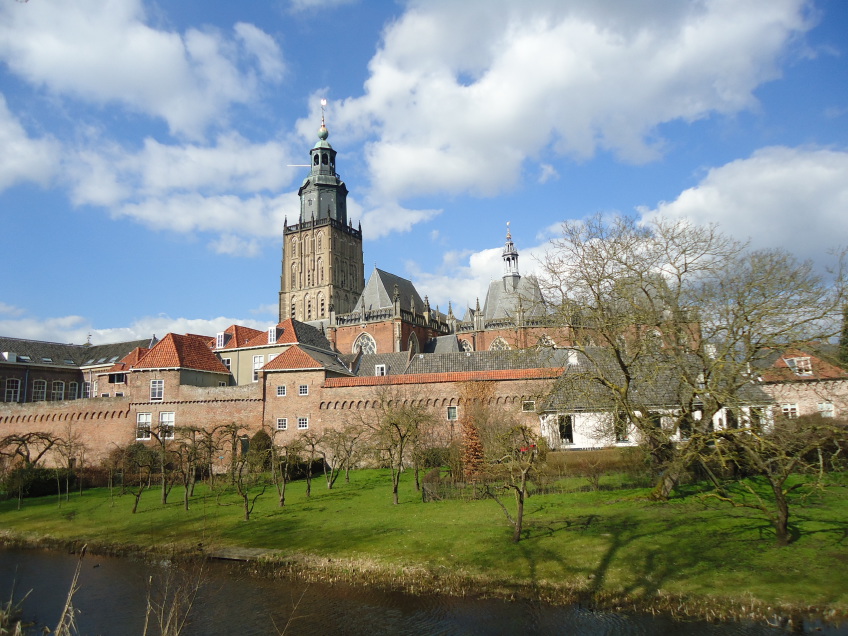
(268, 327, 278, 344)
(375, 364, 386, 376)
(216, 332, 227, 349)
(785, 357, 812, 376)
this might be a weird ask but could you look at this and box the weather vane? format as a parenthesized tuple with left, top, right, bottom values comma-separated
(321, 98, 327, 127)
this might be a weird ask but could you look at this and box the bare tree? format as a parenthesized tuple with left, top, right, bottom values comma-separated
(707, 414, 847, 546)
(218, 423, 267, 521)
(320, 422, 365, 489)
(270, 434, 303, 507)
(298, 431, 324, 498)
(540, 214, 845, 499)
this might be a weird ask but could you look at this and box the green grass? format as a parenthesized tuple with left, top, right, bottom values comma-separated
(1, 470, 847, 618)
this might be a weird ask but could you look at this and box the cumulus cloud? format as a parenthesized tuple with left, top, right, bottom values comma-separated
(0, 302, 25, 318)
(360, 202, 442, 239)
(289, 0, 358, 13)
(328, 0, 812, 215)
(0, 95, 60, 190)
(638, 146, 848, 266)
(0, 0, 284, 139)
(0, 312, 274, 346)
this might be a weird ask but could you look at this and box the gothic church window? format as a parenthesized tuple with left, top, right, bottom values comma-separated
(489, 337, 510, 351)
(318, 258, 324, 283)
(354, 332, 377, 355)
(407, 332, 419, 354)
(460, 339, 472, 352)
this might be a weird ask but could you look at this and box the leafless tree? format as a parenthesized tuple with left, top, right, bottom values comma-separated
(540, 214, 845, 499)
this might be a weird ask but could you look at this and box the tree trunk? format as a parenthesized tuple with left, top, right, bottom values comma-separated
(392, 466, 400, 505)
(771, 480, 791, 546)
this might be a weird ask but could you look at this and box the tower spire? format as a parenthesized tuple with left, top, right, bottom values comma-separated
(503, 221, 519, 279)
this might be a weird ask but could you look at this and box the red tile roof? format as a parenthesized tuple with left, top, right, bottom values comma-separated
(133, 333, 229, 373)
(103, 347, 150, 373)
(262, 345, 324, 371)
(760, 347, 848, 383)
(213, 325, 265, 350)
(324, 367, 563, 388)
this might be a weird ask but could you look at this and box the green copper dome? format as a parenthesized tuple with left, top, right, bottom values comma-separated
(318, 125, 329, 140)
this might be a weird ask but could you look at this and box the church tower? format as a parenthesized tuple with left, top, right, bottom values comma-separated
(279, 106, 365, 322)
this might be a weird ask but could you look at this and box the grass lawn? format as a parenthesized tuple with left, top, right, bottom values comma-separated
(1, 470, 847, 617)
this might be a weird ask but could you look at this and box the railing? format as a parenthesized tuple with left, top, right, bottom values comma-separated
(285, 217, 361, 239)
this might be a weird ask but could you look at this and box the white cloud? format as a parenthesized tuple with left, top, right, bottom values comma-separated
(0, 0, 284, 138)
(638, 146, 848, 266)
(209, 234, 263, 258)
(0, 95, 60, 190)
(331, 0, 812, 207)
(0, 313, 274, 346)
(0, 302, 25, 318)
(289, 0, 358, 13)
(360, 202, 442, 239)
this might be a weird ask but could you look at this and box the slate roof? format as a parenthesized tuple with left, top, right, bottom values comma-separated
(263, 344, 353, 376)
(353, 268, 425, 313)
(133, 333, 229, 374)
(481, 274, 546, 322)
(213, 325, 264, 350)
(103, 347, 150, 374)
(0, 336, 157, 368)
(404, 349, 566, 375)
(542, 349, 771, 411)
(423, 335, 460, 354)
(352, 352, 411, 376)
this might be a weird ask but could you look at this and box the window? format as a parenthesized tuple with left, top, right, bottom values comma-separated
(216, 332, 227, 348)
(32, 380, 46, 401)
(136, 413, 152, 440)
(219, 381, 227, 387)
(276, 418, 288, 431)
(614, 411, 629, 442)
(221, 357, 231, 370)
(68, 382, 78, 400)
(268, 354, 277, 363)
(489, 337, 510, 351)
(115, 392, 124, 397)
(268, 327, 277, 344)
(253, 355, 264, 382)
(522, 400, 535, 412)
(150, 379, 164, 402)
(460, 339, 472, 352)
(375, 364, 386, 376)
(558, 414, 574, 444)
(4, 379, 20, 402)
(446, 406, 458, 421)
(298, 384, 309, 396)
(277, 385, 287, 397)
(42, 357, 53, 363)
(297, 417, 308, 430)
(818, 402, 835, 418)
(786, 357, 812, 376)
(101, 393, 109, 398)
(82, 382, 91, 399)
(353, 333, 377, 355)
(159, 412, 175, 439)
(781, 403, 799, 419)
(407, 332, 420, 355)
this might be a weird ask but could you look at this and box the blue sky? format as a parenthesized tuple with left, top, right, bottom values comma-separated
(1, 0, 847, 344)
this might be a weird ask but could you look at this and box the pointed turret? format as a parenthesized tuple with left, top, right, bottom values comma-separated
(503, 221, 520, 280)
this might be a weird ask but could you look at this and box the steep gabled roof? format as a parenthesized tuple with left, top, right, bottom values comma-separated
(756, 345, 848, 383)
(263, 344, 353, 376)
(213, 325, 265, 350)
(353, 268, 425, 313)
(241, 318, 333, 350)
(103, 347, 150, 373)
(133, 333, 229, 373)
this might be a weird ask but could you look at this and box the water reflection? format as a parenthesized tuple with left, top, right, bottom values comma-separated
(0, 548, 843, 635)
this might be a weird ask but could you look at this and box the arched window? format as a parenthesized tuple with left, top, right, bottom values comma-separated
(322, 153, 329, 165)
(318, 293, 326, 318)
(51, 381, 65, 401)
(407, 332, 420, 354)
(32, 379, 47, 401)
(290, 238, 297, 257)
(307, 268, 312, 287)
(317, 232, 323, 251)
(537, 334, 555, 348)
(290, 297, 297, 319)
(489, 337, 511, 351)
(460, 339, 472, 352)
(353, 332, 377, 355)
(317, 258, 324, 284)
(313, 154, 319, 165)
(334, 257, 340, 284)
(306, 295, 313, 320)
(291, 265, 297, 289)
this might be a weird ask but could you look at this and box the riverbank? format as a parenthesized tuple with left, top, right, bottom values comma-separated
(1, 470, 847, 627)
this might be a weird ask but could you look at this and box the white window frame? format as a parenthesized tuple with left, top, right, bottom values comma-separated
(216, 332, 226, 349)
(253, 355, 264, 382)
(375, 364, 386, 376)
(221, 357, 231, 371)
(276, 417, 288, 431)
(297, 417, 309, 430)
(32, 380, 47, 402)
(781, 403, 799, 419)
(4, 378, 20, 402)
(136, 412, 152, 440)
(446, 406, 458, 421)
(818, 402, 835, 418)
(150, 379, 164, 402)
(268, 327, 277, 344)
(51, 381, 65, 401)
(298, 384, 309, 396)
(277, 385, 287, 397)
(82, 381, 91, 399)
(159, 412, 175, 439)
(67, 382, 78, 400)
(786, 357, 812, 376)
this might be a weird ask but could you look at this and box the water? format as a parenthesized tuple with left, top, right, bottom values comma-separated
(0, 548, 843, 635)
